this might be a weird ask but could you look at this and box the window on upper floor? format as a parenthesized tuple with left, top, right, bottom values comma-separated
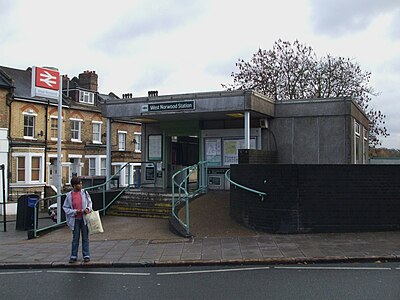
(23, 113, 35, 138)
(118, 131, 126, 151)
(71, 119, 82, 142)
(92, 122, 102, 144)
(134, 133, 141, 152)
(79, 90, 94, 104)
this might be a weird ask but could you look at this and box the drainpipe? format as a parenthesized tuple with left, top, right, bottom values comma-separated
(6, 91, 13, 203)
(43, 100, 49, 189)
(106, 118, 111, 190)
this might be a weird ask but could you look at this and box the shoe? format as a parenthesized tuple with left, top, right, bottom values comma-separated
(69, 258, 77, 263)
(83, 257, 90, 263)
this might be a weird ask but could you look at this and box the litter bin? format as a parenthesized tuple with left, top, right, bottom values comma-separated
(16, 194, 39, 230)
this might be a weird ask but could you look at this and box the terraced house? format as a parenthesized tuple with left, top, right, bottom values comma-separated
(0, 66, 141, 214)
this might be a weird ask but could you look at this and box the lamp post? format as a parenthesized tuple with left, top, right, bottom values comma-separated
(57, 76, 63, 223)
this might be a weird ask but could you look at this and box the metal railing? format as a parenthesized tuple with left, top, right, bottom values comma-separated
(31, 161, 156, 238)
(225, 169, 266, 201)
(171, 161, 208, 236)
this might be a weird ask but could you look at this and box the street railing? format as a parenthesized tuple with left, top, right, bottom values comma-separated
(171, 161, 208, 236)
(30, 161, 157, 238)
(224, 169, 266, 201)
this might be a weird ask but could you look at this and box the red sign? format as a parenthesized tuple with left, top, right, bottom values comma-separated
(35, 67, 60, 90)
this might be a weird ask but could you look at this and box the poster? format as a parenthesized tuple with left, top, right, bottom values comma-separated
(205, 138, 221, 166)
(223, 138, 256, 165)
(148, 135, 162, 161)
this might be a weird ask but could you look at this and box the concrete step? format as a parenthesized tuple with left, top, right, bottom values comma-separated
(109, 205, 171, 213)
(108, 190, 173, 219)
(115, 200, 172, 207)
(107, 209, 170, 219)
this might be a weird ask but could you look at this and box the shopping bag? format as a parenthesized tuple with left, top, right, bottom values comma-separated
(86, 210, 104, 234)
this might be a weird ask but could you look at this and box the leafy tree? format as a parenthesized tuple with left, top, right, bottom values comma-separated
(223, 39, 388, 146)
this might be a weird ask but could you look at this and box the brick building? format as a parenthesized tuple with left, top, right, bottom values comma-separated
(0, 66, 141, 214)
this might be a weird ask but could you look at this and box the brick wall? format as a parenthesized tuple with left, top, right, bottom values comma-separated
(230, 164, 400, 233)
(0, 89, 9, 128)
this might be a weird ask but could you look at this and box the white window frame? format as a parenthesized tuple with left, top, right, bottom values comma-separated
(17, 156, 25, 182)
(12, 152, 45, 184)
(88, 158, 96, 176)
(354, 121, 361, 164)
(363, 128, 368, 164)
(100, 157, 106, 176)
(50, 116, 58, 141)
(79, 90, 94, 104)
(111, 162, 138, 187)
(23, 111, 37, 139)
(118, 131, 127, 151)
(86, 155, 107, 176)
(70, 118, 82, 142)
(134, 132, 141, 153)
(92, 121, 102, 144)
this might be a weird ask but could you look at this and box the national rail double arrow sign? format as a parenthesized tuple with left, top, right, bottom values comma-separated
(35, 66, 60, 90)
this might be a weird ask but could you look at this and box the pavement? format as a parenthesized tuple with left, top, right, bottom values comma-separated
(1, 191, 400, 268)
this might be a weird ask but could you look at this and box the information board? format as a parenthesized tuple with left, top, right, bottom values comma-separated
(148, 135, 162, 161)
(205, 138, 222, 166)
(223, 138, 256, 165)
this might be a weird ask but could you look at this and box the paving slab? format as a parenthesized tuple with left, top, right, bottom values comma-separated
(1, 191, 400, 268)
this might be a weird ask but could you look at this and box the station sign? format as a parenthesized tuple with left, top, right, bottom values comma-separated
(141, 100, 195, 113)
(31, 66, 60, 99)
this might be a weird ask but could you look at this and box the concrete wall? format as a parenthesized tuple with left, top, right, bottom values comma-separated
(269, 98, 368, 164)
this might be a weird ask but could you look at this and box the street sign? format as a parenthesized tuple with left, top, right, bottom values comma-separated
(35, 67, 60, 90)
(31, 66, 60, 99)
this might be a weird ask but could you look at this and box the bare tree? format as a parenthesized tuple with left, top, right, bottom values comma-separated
(223, 39, 388, 146)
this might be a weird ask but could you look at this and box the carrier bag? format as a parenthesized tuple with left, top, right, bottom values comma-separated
(86, 210, 104, 234)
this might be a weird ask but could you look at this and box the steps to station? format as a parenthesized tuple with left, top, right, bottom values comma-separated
(107, 191, 172, 219)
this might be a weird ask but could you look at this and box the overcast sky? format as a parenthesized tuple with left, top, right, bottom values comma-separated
(1, 0, 399, 148)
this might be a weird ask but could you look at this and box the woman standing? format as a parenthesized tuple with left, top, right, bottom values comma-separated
(63, 176, 92, 263)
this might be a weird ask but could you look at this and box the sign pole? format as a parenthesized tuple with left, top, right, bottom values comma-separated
(56, 76, 63, 223)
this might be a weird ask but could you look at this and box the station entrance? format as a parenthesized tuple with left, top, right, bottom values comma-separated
(166, 135, 199, 188)
(160, 120, 200, 188)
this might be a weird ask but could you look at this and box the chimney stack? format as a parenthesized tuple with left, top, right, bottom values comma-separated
(79, 70, 98, 92)
(148, 90, 158, 97)
(122, 93, 133, 99)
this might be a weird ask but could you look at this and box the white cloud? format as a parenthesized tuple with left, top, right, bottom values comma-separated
(0, 0, 399, 148)
(310, 0, 400, 37)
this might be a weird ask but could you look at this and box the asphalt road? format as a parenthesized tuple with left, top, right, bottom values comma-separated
(1, 263, 400, 299)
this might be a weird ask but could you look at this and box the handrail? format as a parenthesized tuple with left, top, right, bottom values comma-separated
(225, 169, 266, 201)
(171, 161, 208, 236)
(31, 161, 157, 238)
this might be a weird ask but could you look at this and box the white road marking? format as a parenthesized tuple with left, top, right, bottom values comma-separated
(47, 270, 150, 276)
(0, 271, 43, 275)
(274, 266, 392, 270)
(157, 266, 271, 275)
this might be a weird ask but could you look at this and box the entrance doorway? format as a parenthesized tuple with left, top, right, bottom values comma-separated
(49, 158, 58, 187)
(167, 136, 199, 187)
